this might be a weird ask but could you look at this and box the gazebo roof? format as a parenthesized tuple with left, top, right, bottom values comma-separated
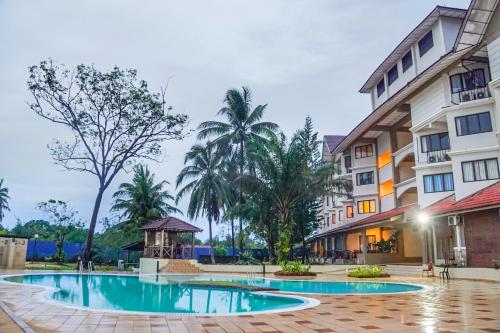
(141, 216, 202, 233)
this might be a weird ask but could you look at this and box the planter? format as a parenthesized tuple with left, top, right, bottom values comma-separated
(274, 270, 317, 277)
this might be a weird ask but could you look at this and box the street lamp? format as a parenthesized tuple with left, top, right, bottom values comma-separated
(31, 234, 39, 264)
(416, 212, 430, 226)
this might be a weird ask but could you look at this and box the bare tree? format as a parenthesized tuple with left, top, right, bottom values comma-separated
(28, 60, 188, 264)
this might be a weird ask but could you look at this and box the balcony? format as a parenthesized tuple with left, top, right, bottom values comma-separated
(418, 149, 451, 164)
(394, 177, 416, 199)
(451, 87, 490, 104)
(393, 142, 414, 167)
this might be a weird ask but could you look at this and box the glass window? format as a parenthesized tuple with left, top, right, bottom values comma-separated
(450, 69, 486, 94)
(462, 158, 500, 182)
(388, 65, 398, 85)
(355, 144, 373, 159)
(356, 171, 374, 185)
(423, 173, 454, 193)
(357, 200, 376, 214)
(418, 30, 434, 57)
(455, 112, 492, 136)
(402, 50, 413, 72)
(344, 155, 352, 169)
(338, 210, 343, 221)
(326, 216, 330, 227)
(450, 74, 463, 93)
(346, 206, 354, 218)
(420, 133, 450, 152)
(377, 79, 385, 97)
(331, 213, 336, 224)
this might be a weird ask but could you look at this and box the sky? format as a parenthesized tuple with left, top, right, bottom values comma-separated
(0, 0, 470, 241)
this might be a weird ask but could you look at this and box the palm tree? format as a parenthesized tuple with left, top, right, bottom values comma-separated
(0, 179, 10, 223)
(176, 143, 230, 264)
(111, 165, 180, 230)
(197, 87, 278, 249)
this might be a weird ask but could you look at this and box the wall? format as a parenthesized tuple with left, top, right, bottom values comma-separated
(464, 209, 500, 268)
(346, 233, 360, 251)
(410, 76, 447, 127)
(488, 37, 500, 81)
(0, 237, 28, 269)
(403, 226, 422, 258)
(441, 16, 463, 52)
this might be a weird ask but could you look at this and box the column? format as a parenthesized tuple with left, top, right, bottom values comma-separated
(360, 228, 367, 265)
(160, 230, 165, 258)
(191, 232, 195, 259)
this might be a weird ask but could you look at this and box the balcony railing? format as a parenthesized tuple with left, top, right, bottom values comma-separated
(418, 149, 451, 164)
(451, 87, 490, 104)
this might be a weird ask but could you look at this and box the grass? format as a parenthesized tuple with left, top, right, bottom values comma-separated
(25, 262, 131, 272)
(347, 266, 390, 278)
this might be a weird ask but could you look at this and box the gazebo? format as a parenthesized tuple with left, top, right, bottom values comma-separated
(141, 217, 202, 259)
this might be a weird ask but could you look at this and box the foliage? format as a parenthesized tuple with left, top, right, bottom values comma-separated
(197, 87, 278, 249)
(28, 60, 188, 263)
(347, 266, 390, 278)
(176, 142, 230, 264)
(112, 164, 179, 232)
(279, 261, 311, 273)
(375, 231, 401, 253)
(235, 251, 260, 265)
(215, 246, 228, 256)
(25, 262, 129, 272)
(0, 179, 10, 223)
(37, 200, 82, 263)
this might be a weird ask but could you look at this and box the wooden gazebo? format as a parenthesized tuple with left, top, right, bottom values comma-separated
(141, 217, 202, 259)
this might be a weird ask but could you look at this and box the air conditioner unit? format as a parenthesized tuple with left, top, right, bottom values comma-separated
(448, 215, 461, 226)
(477, 91, 485, 99)
(428, 155, 437, 163)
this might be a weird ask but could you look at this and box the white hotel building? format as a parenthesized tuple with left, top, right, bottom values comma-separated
(310, 0, 500, 268)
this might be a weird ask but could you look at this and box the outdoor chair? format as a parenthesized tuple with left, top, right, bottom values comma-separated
(439, 264, 450, 280)
(422, 261, 433, 277)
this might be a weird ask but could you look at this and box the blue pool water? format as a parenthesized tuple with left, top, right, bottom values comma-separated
(2, 274, 422, 315)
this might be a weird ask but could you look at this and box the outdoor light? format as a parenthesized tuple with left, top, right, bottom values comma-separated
(416, 212, 430, 225)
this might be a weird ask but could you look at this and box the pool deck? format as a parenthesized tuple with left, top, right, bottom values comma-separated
(1, 269, 500, 332)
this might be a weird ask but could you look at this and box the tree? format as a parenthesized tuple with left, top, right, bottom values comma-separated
(0, 179, 10, 223)
(112, 164, 180, 232)
(37, 200, 82, 263)
(28, 60, 188, 264)
(10, 219, 53, 239)
(176, 143, 230, 264)
(197, 87, 277, 249)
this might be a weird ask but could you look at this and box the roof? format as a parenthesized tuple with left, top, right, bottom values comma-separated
(455, 0, 499, 51)
(120, 241, 145, 251)
(141, 217, 202, 232)
(0, 234, 30, 239)
(308, 204, 417, 241)
(426, 181, 500, 216)
(360, 6, 467, 93)
(324, 135, 345, 153)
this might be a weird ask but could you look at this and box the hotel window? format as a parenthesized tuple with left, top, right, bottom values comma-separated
(377, 149, 392, 168)
(462, 158, 500, 182)
(331, 212, 336, 224)
(326, 196, 329, 206)
(344, 155, 352, 172)
(326, 216, 330, 227)
(379, 179, 394, 197)
(356, 171, 374, 186)
(455, 112, 492, 136)
(338, 210, 344, 221)
(355, 144, 373, 159)
(377, 78, 385, 97)
(418, 30, 434, 57)
(346, 206, 354, 218)
(420, 132, 450, 152)
(423, 173, 454, 193)
(388, 64, 398, 85)
(402, 50, 412, 72)
(357, 200, 376, 214)
(450, 69, 486, 93)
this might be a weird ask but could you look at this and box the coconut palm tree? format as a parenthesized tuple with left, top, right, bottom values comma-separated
(0, 179, 10, 223)
(111, 165, 180, 229)
(197, 87, 278, 249)
(176, 143, 230, 264)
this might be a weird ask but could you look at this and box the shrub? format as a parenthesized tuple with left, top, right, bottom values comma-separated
(215, 246, 228, 256)
(275, 261, 316, 276)
(347, 266, 390, 278)
(235, 251, 260, 265)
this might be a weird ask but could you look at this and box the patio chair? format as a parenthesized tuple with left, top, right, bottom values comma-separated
(422, 261, 433, 277)
(439, 256, 451, 280)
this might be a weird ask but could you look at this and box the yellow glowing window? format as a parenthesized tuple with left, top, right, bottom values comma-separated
(379, 179, 394, 197)
(377, 149, 392, 169)
(357, 200, 376, 214)
(346, 206, 354, 218)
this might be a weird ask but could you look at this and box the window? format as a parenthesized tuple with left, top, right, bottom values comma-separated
(462, 158, 500, 182)
(331, 213, 336, 224)
(356, 171, 374, 185)
(346, 206, 354, 218)
(377, 149, 392, 168)
(388, 65, 398, 85)
(344, 155, 352, 172)
(355, 144, 373, 159)
(418, 30, 434, 57)
(338, 210, 344, 221)
(357, 200, 376, 214)
(402, 50, 413, 72)
(455, 112, 492, 136)
(326, 216, 330, 227)
(326, 196, 329, 206)
(420, 132, 450, 153)
(377, 79, 385, 97)
(423, 173, 454, 193)
(450, 69, 486, 93)
(379, 179, 394, 197)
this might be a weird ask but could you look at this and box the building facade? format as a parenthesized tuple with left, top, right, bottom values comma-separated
(310, 0, 500, 268)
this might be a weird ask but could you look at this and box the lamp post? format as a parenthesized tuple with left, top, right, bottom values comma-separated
(31, 234, 39, 264)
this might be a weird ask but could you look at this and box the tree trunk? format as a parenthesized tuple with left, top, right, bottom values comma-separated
(238, 140, 244, 251)
(83, 187, 104, 266)
(230, 218, 235, 260)
(208, 219, 215, 264)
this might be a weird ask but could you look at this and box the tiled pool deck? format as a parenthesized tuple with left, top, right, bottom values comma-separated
(1, 270, 500, 332)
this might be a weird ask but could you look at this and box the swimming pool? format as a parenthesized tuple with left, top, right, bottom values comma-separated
(1, 274, 422, 315)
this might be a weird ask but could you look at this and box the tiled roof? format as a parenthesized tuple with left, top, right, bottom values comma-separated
(324, 135, 345, 153)
(141, 216, 202, 232)
(426, 181, 500, 216)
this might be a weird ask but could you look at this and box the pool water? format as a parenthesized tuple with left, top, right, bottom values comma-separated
(2, 274, 422, 315)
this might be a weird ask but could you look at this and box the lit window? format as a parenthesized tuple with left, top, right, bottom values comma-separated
(357, 200, 376, 214)
(331, 213, 336, 224)
(377, 149, 392, 168)
(379, 179, 394, 197)
(346, 206, 354, 218)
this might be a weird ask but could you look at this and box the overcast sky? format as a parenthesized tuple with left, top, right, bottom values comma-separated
(0, 0, 470, 241)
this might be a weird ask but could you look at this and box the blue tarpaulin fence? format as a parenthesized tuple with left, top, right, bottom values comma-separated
(27, 240, 85, 260)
